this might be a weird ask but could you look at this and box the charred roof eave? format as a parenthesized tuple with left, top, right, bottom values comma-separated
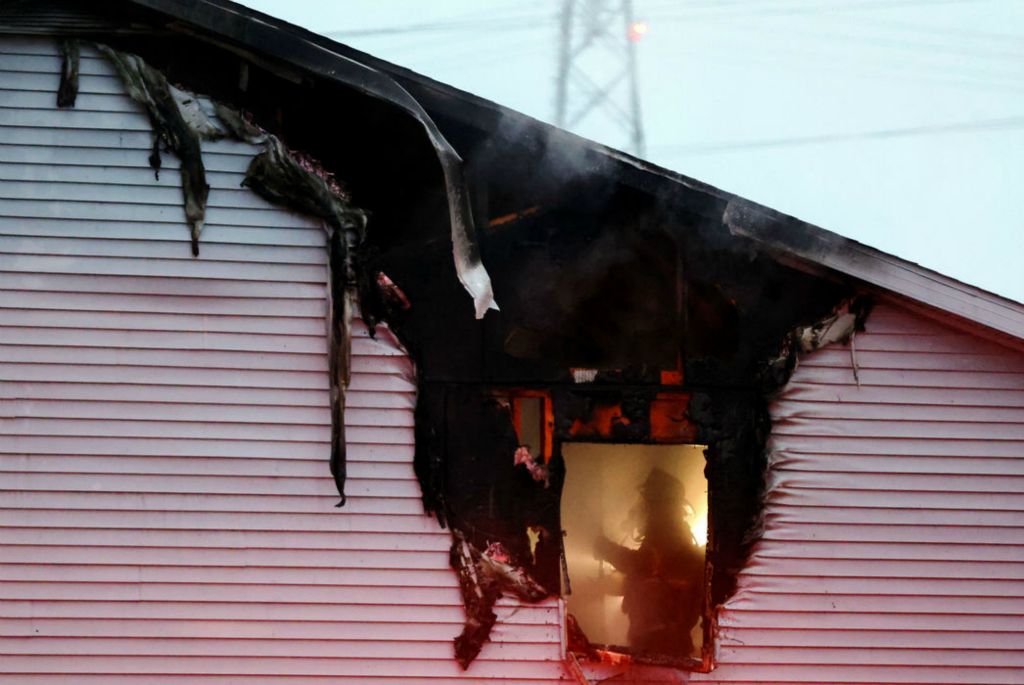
(112, 0, 1024, 345)
(84, 0, 497, 318)
(10, 0, 1023, 343)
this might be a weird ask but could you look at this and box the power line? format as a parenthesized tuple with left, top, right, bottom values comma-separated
(323, 1, 1010, 39)
(841, 14, 1024, 47)
(325, 10, 555, 39)
(416, 36, 552, 72)
(652, 115, 1024, 156)
(310, 2, 1024, 151)
(325, 5, 1022, 86)
(651, 0, 1001, 20)
(322, 2, 1022, 74)
(698, 17, 1024, 67)
(679, 21, 1024, 89)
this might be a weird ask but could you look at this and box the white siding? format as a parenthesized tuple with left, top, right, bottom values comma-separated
(693, 300, 1024, 685)
(0, 37, 564, 684)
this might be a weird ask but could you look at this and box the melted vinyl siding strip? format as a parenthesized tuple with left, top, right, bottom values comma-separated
(0, 37, 565, 683)
(692, 300, 1024, 684)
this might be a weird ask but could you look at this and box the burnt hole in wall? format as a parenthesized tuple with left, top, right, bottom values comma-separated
(372, 167, 860, 665)
(84, 19, 866, 668)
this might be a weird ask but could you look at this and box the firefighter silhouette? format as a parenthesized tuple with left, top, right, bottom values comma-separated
(593, 467, 704, 658)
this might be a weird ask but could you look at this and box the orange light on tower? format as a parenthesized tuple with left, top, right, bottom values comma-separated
(627, 20, 649, 42)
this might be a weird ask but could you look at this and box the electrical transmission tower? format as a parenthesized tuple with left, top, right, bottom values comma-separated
(554, 0, 646, 157)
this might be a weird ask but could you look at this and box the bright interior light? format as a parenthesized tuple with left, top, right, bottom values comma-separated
(561, 443, 707, 654)
(691, 510, 708, 548)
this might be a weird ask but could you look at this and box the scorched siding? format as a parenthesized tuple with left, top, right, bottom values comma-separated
(3, 34, 1024, 685)
(0, 36, 563, 684)
(696, 300, 1024, 685)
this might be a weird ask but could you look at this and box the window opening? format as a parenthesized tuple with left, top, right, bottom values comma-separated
(561, 443, 708, 663)
(511, 393, 552, 464)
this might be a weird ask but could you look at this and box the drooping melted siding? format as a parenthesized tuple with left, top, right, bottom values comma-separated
(0, 36, 564, 684)
(694, 300, 1024, 685)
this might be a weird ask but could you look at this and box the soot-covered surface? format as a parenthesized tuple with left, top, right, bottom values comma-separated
(367, 162, 859, 666)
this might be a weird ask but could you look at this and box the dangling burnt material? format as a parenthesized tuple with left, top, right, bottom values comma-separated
(450, 530, 548, 668)
(241, 135, 368, 505)
(56, 39, 78, 108)
(96, 43, 213, 256)
(88, 46, 369, 504)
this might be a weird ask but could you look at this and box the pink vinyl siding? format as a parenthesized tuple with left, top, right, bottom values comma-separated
(3, 36, 1024, 685)
(691, 300, 1024, 685)
(0, 37, 563, 684)
(570, 300, 1024, 684)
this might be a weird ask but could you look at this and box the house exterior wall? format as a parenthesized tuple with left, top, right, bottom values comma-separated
(693, 300, 1024, 685)
(2, 35, 1023, 685)
(0, 37, 563, 684)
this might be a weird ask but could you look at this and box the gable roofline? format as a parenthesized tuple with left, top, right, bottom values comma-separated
(720, 200, 1024, 344)
(45, 0, 1024, 343)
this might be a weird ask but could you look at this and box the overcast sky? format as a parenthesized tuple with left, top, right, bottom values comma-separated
(236, 0, 1024, 303)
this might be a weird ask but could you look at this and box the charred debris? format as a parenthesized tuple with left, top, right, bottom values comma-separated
(55, 22, 871, 670)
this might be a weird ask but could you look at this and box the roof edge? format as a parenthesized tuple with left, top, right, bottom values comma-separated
(114, 0, 1024, 344)
(724, 199, 1024, 343)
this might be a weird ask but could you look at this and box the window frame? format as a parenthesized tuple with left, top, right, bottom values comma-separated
(503, 388, 715, 673)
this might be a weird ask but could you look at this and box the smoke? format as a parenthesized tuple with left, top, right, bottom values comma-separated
(561, 443, 707, 655)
